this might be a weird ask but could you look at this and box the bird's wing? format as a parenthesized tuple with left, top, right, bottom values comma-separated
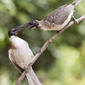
(43, 4, 73, 25)
(8, 49, 23, 72)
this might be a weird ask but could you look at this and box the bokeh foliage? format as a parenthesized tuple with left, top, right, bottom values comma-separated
(0, 0, 85, 85)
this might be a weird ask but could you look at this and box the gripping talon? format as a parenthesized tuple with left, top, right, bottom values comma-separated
(72, 16, 79, 24)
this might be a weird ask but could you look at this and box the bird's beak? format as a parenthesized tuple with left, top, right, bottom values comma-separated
(8, 20, 39, 37)
(8, 29, 18, 37)
(23, 20, 39, 32)
(28, 20, 39, 29)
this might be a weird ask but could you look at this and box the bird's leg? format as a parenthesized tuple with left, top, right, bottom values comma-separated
(72, 16, 79, 24)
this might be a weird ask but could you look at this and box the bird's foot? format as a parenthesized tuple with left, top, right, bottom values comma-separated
(24, 63, 33, 73)
(72, 16, 79, 24)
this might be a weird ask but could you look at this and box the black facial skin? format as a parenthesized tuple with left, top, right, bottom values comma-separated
(28, 20, 39, 29)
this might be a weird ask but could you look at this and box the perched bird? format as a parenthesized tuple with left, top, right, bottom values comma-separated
(27, 0, 82, 31)
(8, 35, 42, 85)
(8, 0, 82, 35)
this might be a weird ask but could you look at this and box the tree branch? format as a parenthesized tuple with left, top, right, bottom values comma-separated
(16, 16, 85, 85)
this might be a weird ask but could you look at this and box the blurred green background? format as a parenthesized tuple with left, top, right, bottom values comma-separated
(0, 0, 85, 85)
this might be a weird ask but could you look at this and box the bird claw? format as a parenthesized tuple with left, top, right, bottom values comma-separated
(72, 16, 79, 24)
(74, 19, 79, 24)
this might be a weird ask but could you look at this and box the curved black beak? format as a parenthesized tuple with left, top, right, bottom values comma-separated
(8, 29, 17, 37)
(28, 20, 39, 29)
(8, 20, 39, 37)
(8, 23, 28, 37)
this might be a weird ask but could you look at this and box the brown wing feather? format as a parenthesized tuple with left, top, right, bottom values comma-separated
(43, 4, 73, 26)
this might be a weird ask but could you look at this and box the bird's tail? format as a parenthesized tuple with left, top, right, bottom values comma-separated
(72, 0, 82, 6)
(26, 67, 42, 85)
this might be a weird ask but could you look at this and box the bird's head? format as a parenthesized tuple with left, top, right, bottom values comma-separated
(9, 36, 25, 49)
(27, 20, 39, 29)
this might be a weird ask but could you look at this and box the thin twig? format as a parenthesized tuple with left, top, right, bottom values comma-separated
(16, 16, 85, 85)
(16, 72, 25, 85)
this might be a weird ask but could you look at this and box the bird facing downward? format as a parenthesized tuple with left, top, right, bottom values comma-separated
(8, 0, 82, 35)
(35, 0, 82, 31)
(26, 0, 82, 31)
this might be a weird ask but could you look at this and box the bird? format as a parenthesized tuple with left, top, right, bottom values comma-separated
(27, 0, 82, 31)
(8, 0, 82, 35)
(8, 35, 42, 85)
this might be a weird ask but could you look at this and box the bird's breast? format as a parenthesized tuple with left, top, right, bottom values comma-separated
(11, 48, 32, 69)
